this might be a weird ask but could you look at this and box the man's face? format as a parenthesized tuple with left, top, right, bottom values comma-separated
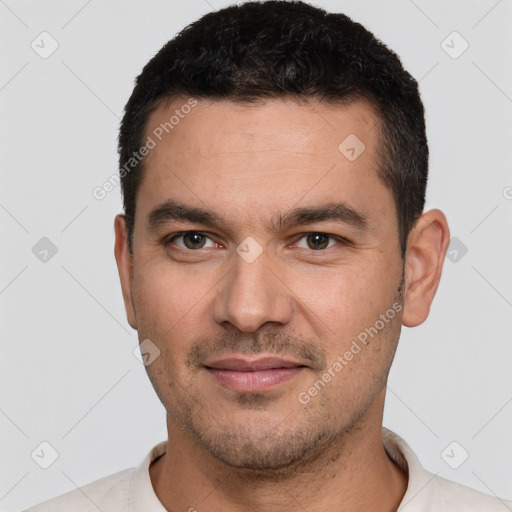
(119, 98, 405, 470)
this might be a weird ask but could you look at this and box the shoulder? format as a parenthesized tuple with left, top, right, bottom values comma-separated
(23, 467, 135, 512)
(382, 428, 512, 511)
(414, 472, 512, 511)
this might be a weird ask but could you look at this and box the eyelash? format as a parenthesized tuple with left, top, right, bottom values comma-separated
(164, 231, 350, 253)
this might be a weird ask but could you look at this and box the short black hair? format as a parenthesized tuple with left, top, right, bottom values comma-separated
(118, 0, 428, 257)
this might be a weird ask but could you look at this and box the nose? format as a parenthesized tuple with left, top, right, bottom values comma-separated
(211, 247, 293, 333)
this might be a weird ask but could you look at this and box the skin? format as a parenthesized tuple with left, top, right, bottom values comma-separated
(114, 97, 450, 512)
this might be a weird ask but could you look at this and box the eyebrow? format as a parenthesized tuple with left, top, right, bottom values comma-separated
(147, 199, 369, 233)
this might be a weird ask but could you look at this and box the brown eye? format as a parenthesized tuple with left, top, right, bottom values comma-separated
(295, 232, 340, 251)
(182, 232, 207, 249)
(168, 232, 214, 250)
(306, 233, 330, 250)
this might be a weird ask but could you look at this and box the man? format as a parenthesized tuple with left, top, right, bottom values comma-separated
(25, 1, 511, 510)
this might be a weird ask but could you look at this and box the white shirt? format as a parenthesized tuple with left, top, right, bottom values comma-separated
(24, 428, 512, 511)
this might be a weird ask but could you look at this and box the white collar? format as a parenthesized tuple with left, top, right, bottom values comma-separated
(131, 427, 429, 511)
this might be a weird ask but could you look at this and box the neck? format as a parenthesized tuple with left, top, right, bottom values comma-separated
(150, 392, 407, 512)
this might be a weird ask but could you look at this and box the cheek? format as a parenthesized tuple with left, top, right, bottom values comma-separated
(131, 266, 203, 393)
(132, 264, 184, 339)
(296, 258, 399, 338)
(131, 262, 217, 355)
(135, 260, 197, 312)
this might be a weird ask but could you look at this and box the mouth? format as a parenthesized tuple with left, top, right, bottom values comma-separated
(204, 357, 307, 392)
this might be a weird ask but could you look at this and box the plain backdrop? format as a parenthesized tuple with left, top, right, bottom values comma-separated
(1, 0, 511, 510)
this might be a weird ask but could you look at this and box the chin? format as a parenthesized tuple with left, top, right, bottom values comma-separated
(191, 419, 332, 472)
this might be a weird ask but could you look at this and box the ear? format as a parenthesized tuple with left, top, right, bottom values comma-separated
(114, 214, 137, 329)
(401, 209, 450, 327)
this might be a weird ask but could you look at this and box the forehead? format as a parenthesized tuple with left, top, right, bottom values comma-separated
(144, 96, 379, 168)
(137, 97, 392, 230)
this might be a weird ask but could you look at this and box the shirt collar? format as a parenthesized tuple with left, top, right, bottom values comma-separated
(382, 427, 437, 511)
(131, 440, 168, 511)
(132, 428, 431, 511)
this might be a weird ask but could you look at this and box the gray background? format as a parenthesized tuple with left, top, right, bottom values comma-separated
(1, 0, 511, 510)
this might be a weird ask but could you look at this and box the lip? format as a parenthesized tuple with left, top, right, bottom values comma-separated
(205, 357, 304, 371)
(205, 357, 306, 392)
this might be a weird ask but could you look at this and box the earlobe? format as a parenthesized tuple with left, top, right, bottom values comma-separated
(114, 214, 138, 330)
(401, 209, 450, 327)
